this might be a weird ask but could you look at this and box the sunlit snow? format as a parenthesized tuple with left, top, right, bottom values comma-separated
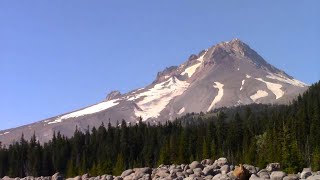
(266, 73, 307, 87)
(48, 99, 120, 124)
(134, 77, 189, 120)
(181, 50, 207, 78)
(240, 80, 245, 91)
(256, 78, 284, 99)
(207, 82, 224, 112)
(250, 90, 268, 101)
(0, 132, 10, 136)
(178, 107, 185, 115)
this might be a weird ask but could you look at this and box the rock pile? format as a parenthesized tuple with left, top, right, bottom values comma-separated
(2, 158, 320, 180)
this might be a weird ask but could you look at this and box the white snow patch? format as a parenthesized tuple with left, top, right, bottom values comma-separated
(178, 107, 185, 115)
(237, 68, 240, 71)
(266, 73, 307, 87)
(48, 99, 120, 124)
(250, 90, 268, 101)
(0, 132, 10, 136)
(181, 50, 207, 78)
(127, 96, 136, 101)
(246, 74, 251, 78)
(256, 78, 284, 99)
(134, 77, 189, 120)
(207, 82, 224, 112)
(240, 80, 245, 91)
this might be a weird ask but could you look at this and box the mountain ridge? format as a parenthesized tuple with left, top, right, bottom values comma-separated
(0, 38, 308, 145)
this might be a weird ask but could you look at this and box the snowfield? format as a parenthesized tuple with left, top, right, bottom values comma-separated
(267, 73, 307, 87)
(178, 107, 185, 115)
(256, 78, 284, 99)
(207, 82, 224, 112)
(48, 99, 120, 124)
(240, 80, 245, 91)
(181, 50, 207, 78)
(134, 77, 189, 120)
(250, 90, 268, 101)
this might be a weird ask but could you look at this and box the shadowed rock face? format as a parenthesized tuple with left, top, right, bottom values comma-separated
(0, 39, 308, 145)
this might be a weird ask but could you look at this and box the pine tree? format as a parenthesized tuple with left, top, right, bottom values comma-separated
(113, 153, 125, 176)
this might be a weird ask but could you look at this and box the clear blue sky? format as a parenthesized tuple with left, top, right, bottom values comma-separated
(1, 1, 319, 130)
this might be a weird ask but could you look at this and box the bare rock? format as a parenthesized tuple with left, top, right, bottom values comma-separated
(189, 161, 204, 170)
(266, 163, 281, 172)
(52, 173, 63, 180)
(271, 171, 287, 180)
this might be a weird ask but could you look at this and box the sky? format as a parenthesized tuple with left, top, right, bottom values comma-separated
(0, 1, 319, 131)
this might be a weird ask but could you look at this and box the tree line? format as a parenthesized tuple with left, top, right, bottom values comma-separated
(0, 81, 319, 178)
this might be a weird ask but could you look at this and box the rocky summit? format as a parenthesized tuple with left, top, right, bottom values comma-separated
(2, 158, 320, 180)
(0, 39, 308, 145)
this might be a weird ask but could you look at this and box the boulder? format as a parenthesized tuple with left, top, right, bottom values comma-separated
(133, 167, 152, 179)
(243, 164, 258, 174)
(81, 174, 90, 180)
(249, 174, 265, 180)
(212, 174, 222, 180)
(233, 164, 250, 180)
(189, 161, 204, 170)
(2, 176, 14, 180)
(52, 173, 63, 180)
(67, 176, 81, 180)
(266, 163, 281, 172)
(186, 169, 194, 174)
(257, 169, 270, 179)
(201, 159, 214, 165)
(202, 166, 215, 176)
(270, 171, 287, 180)
(106, 175, 114, 180)
(216, 158, 228, 167)
(155, 170, 170, 178)
(221, 165, 230, 174)
(283, 174, 299, 180)
(121, 169, 134, 178)
(307, 175, 320, 180)
(301, 168, 313, 179)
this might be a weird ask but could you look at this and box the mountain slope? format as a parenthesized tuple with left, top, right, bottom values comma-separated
(0, 39, 308, 145)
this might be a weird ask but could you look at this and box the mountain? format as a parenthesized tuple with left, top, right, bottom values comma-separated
(0, 39, 308, 145)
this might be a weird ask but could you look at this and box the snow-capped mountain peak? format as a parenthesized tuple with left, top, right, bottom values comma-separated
(0, 39, 308, 145)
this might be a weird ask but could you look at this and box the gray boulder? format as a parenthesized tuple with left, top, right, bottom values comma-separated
(267, 163, 281, 172)
(216, 158, 228, 167)
(133, 167, 152, 179)
(283, 174, 299, 180)
(243, 164, 258, 174)
(201, 159, 214, 165)
(221, 165, 230, 174)
(307, 175, 320, 180)
(249, 174, 264, 180)
(189, 161, 204, 170)
(271, 171, 287, 180)
(121, 169, 134, 178)
(81, 174, 89, 180)
(301, 168, 313, 179)
(202, 166, 215, 176)
(106, 175, 114, 180)
(52, 173, 63, 180)
(2, 176, 14, 180)
(257, 169, 270, 179)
